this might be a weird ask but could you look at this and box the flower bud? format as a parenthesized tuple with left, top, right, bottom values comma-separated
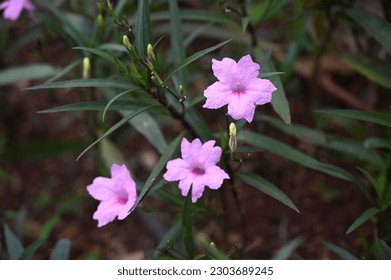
(82, 57, 91, 79)
(97, 14, 104, 27)
(122, 35, 132, 51)
(147, 44, 156, 62)
(229, 122, 237, 153)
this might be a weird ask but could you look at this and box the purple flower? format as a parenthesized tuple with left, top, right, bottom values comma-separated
(203, 54, 277, 123)
(0, 0, 34, 21)
(87, 164, 137, 227)
(163, 138, 229, 203)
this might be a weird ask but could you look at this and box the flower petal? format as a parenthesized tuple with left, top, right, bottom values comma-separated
(163, 158, 190, 181)
(212, 57, 237, 83)
(178, 175, 195, 198)
(199, 140, 222, 168)
(236, 54, 260, 81)
(203, 166, 230, 190)
(93, 199, 127, 227)
(203, 81, 232, 109)
(227, 93, 256, 122)
(191, 176, 206, 203)
(87, 177, 116, 201)
(245, 78, 276, 105)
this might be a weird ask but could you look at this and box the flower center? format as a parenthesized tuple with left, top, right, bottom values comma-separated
(233, 83, 244, 94)
(116, 197, 128, 205)
(192, 167, 205, 175)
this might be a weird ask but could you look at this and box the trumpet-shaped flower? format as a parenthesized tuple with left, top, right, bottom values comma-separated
(0, 0, 34, 21)
(203, 54, 277, 123)
(87, 164, 137, 227)
(163, 138, 229, 203)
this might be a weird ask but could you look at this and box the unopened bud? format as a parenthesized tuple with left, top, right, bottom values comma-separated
(147, 44, 156, 62)
(82, 57, 91, 79)
(178, 85, 184, 95)
(97, 14, 104, 27)
(229, 122, 237, 153)
(123, 35, 132, 51)
(151, 75, 163, 86)
(210, 242, 216, 249)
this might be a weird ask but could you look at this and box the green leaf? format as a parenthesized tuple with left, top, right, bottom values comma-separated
(346, 5, 391, 55)
(364, 137, 391, 150)
(341, 55, 391, 89)
(272, 235, 305, 260)
(374, 236, 391, 260)
(76, 105, 159, 160)
(322, 241, 358, 260)
(127, 112, 168, 154)
(254, 48, 291, 125)
(131, 133, 184, 211)
(73, 47, 119, 64)
(182, 186, 195, 259)
(102, 88, 140, 121)
(20, 237, 47, 259)
(237, 172, 299, 213)
(315, 109, 391, 129)
(135, 0, 152, 57)
(50, 239, 71, 260)
(152, 218, 182, 259)
(99, 138, 127, 168)
(235, 145, 269, 153)
(346, 207, 381, 234)
(241, 16, 250, 33)
(0, 64, 58, 86)
(39, 100, 152, 114)
(4, 223, 24, 260)
(25, 78, 136, 91)
(239, 130, 373, 202)
(151, 10, 238, 26)
(262, 116, 384, 167)
(45, 60, 82, 83)
(169, 0, 187, 88)
(164, 39, 231, 83)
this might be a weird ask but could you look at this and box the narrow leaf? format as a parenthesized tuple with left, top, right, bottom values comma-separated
(364, 137, 391, 150)
(272, 235, 305, 259)
(164, 39, 231, 82)
(50, 239, 71, 260)
(39, 100, 152, 114)
(135, 0, 152, 57)
(322, 241, 358, 260)
(0, 64, 58, 86)
(20, 237, 47, 259)
(73, 47, 118, 64)
(102, 88, 140, 121)
(131, 133, 184, 211)
(254, 47, 291, 125)
(45, 60, 82, 83)
(4, 223, 24, 260)
(239, 130, 373, 202)
(152, 218, 182, 259)
(183, 186, 195, 259)
(315, 109, 391, 128)
(76, 105, 159, 160)
(346, 207, 381, 234)
(262, 116, 384, 167)
(341, 55, 391, 89)
(346, 5, 391, 55)
(169, 0, 187, 87)
(237, 172, 299, 213)
(25, 78, 136, 91)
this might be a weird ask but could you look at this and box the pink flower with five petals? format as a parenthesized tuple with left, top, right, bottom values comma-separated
(87, 164, 137, 227)
(163, 138, 229, 203)
(0, 0, 34, 21)
(203, 54, 277, 123)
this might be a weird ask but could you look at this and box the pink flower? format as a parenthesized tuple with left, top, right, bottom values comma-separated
(203, 54, 277, 123)
(163, 138, 229, 203)
(87, 164, 137, 227)
(0, 0, 34, 21)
